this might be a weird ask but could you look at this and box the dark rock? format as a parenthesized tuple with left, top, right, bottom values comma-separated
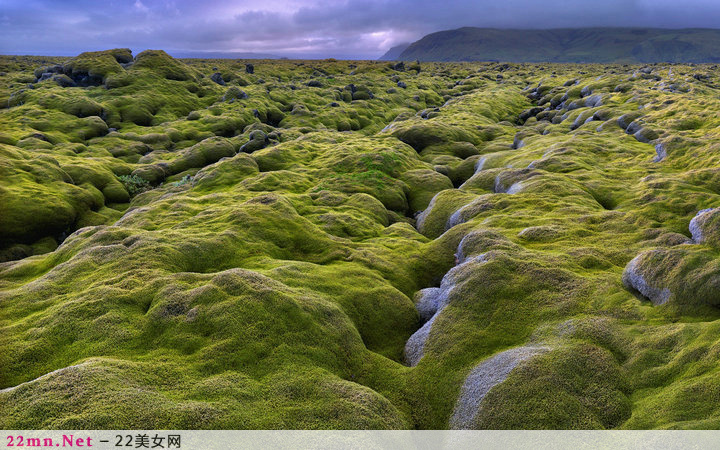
(52, 74, 76, 88)
(592, 109, 612, 121)
(617, 112, 641, 130)
(518, 107, 544, 123)
(626, 121, 643, 135)
(210, 72, 225, 85)
(397, 81, 407, 89)
(245, 63, 254, 74)
(240, 130, 269, 153)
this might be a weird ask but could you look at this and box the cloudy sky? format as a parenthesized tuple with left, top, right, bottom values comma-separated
(2, 0, 720, 59)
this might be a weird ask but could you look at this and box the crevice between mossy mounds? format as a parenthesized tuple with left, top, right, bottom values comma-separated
(402, 227, 498, 367)
(0, 221, 76, 263)
(587, 189, 619, 211)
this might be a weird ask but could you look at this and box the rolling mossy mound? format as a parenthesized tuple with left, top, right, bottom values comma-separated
(2, 51, 720, 429)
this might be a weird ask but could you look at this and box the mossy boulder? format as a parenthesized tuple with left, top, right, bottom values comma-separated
(169, 137, 236, 174)
(416, 189, 477, 238)
(63, 49, 129, 85)
(623, 247, 720, 307)
(401, 169, 453, 213)
(239, 130, 269, 153)
(131, 50, 197, 82)
(193, 153, 259, 190)
(130, 163, 170, 184)
(517, 225, 562, 242)
(120, 105, 155, 126)
(392, 122, 476, 152)
(51, 74, 77, 87)
(221, 87, 248, 102)
(468, 344, 631, 429)
(61, 98, 104, 118)
(689, 208, 720, 246)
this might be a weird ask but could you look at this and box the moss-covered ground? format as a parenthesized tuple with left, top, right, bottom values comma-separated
(2, 50, 720, 429)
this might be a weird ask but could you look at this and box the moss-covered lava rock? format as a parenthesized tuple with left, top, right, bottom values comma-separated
(3, 51, 720, 430)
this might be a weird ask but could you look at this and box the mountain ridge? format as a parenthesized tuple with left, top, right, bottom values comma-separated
(384, 27, 720, 63)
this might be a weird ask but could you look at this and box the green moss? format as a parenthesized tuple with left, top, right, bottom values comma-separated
(474, 344, 631, 429)
(63, 49, 127, 83)
(131, 50, 198, 82)
(401, 169, 454, 213)
(4, 55, 720, 430)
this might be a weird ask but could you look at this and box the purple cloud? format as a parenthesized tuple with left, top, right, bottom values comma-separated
(1, 0, 720, 59)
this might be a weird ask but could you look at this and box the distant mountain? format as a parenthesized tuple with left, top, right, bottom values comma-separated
(172, 51, 281, 59)
(379, 42, 410, 60)
(388, 27, 720, 63)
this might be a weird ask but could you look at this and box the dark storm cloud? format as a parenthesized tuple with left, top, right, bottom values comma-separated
(2, 0, 720, 59)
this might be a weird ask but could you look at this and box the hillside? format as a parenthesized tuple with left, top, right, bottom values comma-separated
(2, 50, 720, 429)
(379, 43, 411, 60)
(393, 27, 720, 62)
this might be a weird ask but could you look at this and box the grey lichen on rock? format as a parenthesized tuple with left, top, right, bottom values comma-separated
(690, 208, 720, 246)
(450, 345, 550, 429)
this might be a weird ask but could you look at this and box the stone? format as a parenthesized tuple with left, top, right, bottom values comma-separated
(690, 208, 720, 246)
(622, 251, 673, 305)
(634, 127, 659, 143)
(52, 74, 76, 87)
(240, 130, 269, 153)
(210, 72, 225, 85)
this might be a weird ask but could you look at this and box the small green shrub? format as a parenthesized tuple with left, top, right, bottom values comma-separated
(118, 174, 152, 197)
